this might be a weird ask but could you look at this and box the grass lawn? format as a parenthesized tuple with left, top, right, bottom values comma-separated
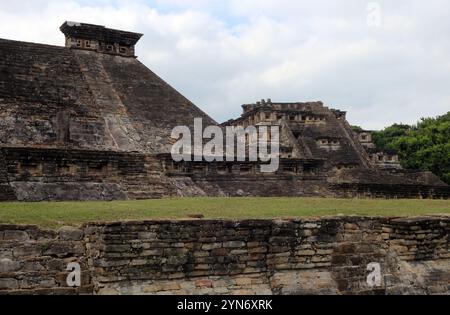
(0, 197, 449, 229)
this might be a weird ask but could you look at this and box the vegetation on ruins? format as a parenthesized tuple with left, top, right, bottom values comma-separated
(371, 112, 450, 184)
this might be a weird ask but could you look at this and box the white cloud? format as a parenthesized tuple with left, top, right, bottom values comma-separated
(0, 0, 449, 129)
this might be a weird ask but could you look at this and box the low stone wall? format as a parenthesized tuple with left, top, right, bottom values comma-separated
(1, 217, 449, 295)
(0, 225, 92, 294)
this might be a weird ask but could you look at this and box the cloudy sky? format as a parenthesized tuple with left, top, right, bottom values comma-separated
(1, 0, 449, 129)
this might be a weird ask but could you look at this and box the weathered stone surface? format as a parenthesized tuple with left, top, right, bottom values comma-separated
(0, 216, 448, 295)
(59, 227, 84, 241)
(0, 258, 21, 273)
(0, 278, 19, 290)
(3, 230, 29, 241)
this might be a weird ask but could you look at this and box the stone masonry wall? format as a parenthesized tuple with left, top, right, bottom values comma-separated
(0, 225, 92, 294)
(0, 147, 175, 201)
(0, 217, 449, 295)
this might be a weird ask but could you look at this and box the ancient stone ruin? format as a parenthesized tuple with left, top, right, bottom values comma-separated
(0, 22, 449, 201)
(0, 216, 449, 295)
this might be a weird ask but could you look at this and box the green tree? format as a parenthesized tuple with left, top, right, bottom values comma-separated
(372, 112, 450, 184)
